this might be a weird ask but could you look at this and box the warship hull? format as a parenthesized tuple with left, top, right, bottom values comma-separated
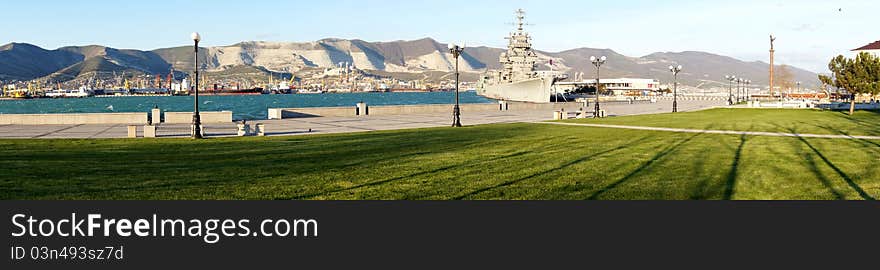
(479, 77, 555, 103)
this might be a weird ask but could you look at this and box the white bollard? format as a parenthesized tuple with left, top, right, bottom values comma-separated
(268, 108, 283, 120)
(151, 107, 161, 124)
(356, 102, 368, 116)
(128, 125, 138, 138)
(499, 100, 508, 111)
(144, 125, 157, 138)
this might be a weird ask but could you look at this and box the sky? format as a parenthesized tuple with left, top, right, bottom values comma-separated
(2, 0, 876, 73)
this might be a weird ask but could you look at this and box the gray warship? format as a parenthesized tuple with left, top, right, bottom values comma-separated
(477, 9, 565, 103)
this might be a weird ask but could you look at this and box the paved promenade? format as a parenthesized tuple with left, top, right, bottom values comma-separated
(0, 100, 723, 139)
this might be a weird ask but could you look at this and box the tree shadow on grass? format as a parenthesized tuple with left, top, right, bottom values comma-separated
(800, 122, 880, 180)
(56, 176, 242, 199)
(686, 123, 732, 200)
(835, 112, 880, 136)
(722, 134, 747, 200)
(290, 151, 533, 200)
(787, 137, 845, 200)
(816, 125, 880, 197)
(805, 122, 880, 153)
(686, 146, 712, 200)
(585, 132, 703, 200)
(788, 128, 875, 201)
(453, 135, 653, 200)
(264, 126, 544, 174)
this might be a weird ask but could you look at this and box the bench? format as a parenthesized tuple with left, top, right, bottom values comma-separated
(235, 122, 266, 136)
(143, 125, 206, 138)
(554, 110, 590, 120)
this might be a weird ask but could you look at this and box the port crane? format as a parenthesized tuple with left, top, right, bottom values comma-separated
(155, 75, 162, 89)
(268, 72, 274, 90)
(167, 72, 173, 90)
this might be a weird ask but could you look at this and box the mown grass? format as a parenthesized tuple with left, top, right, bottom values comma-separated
(2, 109, 879, 200)
(565, 108, 880, 136)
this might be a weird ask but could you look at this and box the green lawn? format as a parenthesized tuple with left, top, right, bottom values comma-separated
(3, 108, 880, 200)
(566, 108, 880, 136)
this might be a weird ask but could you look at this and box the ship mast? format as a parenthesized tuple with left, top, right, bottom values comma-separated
(516, 8, 526, 32)
(498, 8, 538, 83)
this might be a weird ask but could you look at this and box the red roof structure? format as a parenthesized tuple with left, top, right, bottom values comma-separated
(853, 40, 880, 51)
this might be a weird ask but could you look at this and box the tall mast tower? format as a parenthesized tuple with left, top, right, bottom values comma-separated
(769, 35, 776, 97)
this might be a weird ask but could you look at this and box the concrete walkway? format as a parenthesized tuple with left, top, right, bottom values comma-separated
(0, 100, 724, 139)
(539, 122, 880, 140)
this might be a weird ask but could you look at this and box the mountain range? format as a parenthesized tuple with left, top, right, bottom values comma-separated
(0, 38, 819, 88)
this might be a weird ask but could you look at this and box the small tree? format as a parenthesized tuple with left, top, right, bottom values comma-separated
(855, 52, 880, 102)
(818, 74, 833, 100)
(775, 65, 796, 95)
(826, 52, 880, 115)
(828, 55, 856, 114)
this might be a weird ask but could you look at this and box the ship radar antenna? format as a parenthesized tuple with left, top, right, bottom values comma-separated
(516, 9, 526, 31)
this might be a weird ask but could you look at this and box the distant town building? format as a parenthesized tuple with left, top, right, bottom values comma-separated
(554, 78, 661, 97)
(171, 78, 189, 93)
(853, 40, 880, 57)
(578, 78, 661, 96)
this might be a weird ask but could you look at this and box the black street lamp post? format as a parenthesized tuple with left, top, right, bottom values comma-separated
(669, 65, 682, 113)
(725, 75, 736, 105)
(736, 78, 743, 103)
(191, 32, 203, 139)
(448, 43, 464, 127)
(590, 56, 607, 118)
(744, 80, 751, 101)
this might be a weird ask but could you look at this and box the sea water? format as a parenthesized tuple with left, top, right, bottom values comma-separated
(0, 91, 493, 120)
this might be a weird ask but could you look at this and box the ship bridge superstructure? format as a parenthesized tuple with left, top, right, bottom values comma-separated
(498, 9, 539, 83)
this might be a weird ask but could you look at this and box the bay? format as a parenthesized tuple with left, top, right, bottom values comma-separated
(0, 91, 493, 120)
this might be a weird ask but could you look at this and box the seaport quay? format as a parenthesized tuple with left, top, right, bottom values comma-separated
(0, 99, 724, 139)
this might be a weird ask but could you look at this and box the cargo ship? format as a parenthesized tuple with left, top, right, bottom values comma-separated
(45, 88, 94, 98)
(3, 83, 34, 99)
(203, 84, 264, 96)
(9, 89, 30, 99)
